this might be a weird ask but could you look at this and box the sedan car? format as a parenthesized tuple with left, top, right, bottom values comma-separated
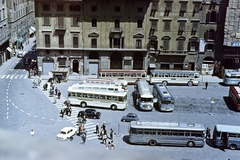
(84, 109, 101, 119)
(121, 113, 139, 122)
(56, 127, 77, 140)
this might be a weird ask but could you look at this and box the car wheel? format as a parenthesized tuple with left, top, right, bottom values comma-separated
(187, 141, 195, 147)
(162, 81, 168, 86)
(229, 144, 237, 150)
(111, 105, 117, 110)
(80, 102, 87, 108)
(187, 81, 193, 86)
(122, 119, 125, 122)
(149, 139, 157, 146)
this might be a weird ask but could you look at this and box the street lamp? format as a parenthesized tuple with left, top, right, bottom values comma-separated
(209, 97, 215, 115)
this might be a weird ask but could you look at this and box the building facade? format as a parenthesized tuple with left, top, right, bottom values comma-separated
(7, 0, 35, 54)
(223, 0, 240, 71)
(0, 0, 10, 66)
(34, 0, 227, 76)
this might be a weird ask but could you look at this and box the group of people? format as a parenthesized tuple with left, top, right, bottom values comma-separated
(95, 123, 115, 149)
(32, 78, 41, 88)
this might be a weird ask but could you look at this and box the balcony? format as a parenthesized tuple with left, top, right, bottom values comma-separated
(55, 24, 66, 31)
(110, 27, 123, 33)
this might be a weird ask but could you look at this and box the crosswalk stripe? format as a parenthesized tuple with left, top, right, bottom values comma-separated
(0, 74, 29, 79)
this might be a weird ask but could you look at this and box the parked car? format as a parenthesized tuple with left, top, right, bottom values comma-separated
(56, 127, 77, 140)
(84, 109, 101, 119)
(121, 113, 139, 122)
(17, 52, 23, 58)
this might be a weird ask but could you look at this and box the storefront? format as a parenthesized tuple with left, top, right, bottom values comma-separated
(51, 68, 68, 82)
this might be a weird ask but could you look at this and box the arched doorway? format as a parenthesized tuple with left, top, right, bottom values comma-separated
(110, 52, 122, 69)
(133, 52, 143, 69)
(42, 56, 54, 75)
(202, 56, 214, 75)
(72, 60, 79, 73)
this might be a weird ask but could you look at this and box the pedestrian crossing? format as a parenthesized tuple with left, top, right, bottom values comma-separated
(0, 74, 28, 79)
(40, 85, 99, 140)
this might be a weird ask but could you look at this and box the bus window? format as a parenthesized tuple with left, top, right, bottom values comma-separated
(83, 93, 87, 98)
(130, 128, 137, 134)
(229, 133, 237, 137)
(72, 93, 76, 97)
(138, 129, 143, 134)
(100, 95, 106, 99)
(94, 95, 99, 99)
(107, 96, 111, 100)
(77, 93, 82, 97)
(89, 94, 93, 98)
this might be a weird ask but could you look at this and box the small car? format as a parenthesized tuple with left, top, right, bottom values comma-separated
(56, 127, 77, 140)
(84, 109, 101, 119)
(121, 113, 139, 122)
(17, 52, 23, 58)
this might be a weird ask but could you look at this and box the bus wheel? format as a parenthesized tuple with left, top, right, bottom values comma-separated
(187, 81, 193, 86)
(81, 102, 87, 108)
(162, 81, 168, 86)
(111, 105, 117, 110)
(238, 83, 240, 87)
(187, 141, 195, 147)
(149, 139, 157, 146)
(229, 144, 237, 150)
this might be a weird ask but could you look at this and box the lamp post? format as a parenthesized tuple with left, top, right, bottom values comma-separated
(209, 97, 215, 115)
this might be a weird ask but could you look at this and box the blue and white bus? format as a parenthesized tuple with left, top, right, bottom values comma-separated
(152, 83, 175, 112)
(129, 121, 206, 147)
(133, 80, 153, 111)
(223, 70, 240, 86)
(213, 124, 240, 150)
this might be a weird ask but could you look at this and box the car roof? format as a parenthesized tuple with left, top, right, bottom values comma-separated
(85, 109, 96, 111)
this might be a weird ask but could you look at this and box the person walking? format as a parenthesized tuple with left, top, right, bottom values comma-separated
(30, 129, 35, 136)
(95, 123, 99, 134)
(55, 87, 58, 95)
(57, 90, 61, 99)
(109, 128, 114, 140)
(53, 95, 57, 104)
(206, 127, 211, 140)
(205, 81, 208, 90)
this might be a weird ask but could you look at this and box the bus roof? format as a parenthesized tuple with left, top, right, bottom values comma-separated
(83, 78, 128, 86)
(153, 83, 174, 100)
(215, 124, 240, 133)
(151, 69, 199, 74)
(136, 80, 153, 98)
(130, 121, 205, 131)
(98, 69, 146, 73)
(230, 86, 240, 99)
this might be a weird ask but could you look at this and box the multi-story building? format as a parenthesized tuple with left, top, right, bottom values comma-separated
(223, 0, 240, 70)
(7, 0, 35, 54)
(34, 0, 227, 77)
(0, 0, 10, 66)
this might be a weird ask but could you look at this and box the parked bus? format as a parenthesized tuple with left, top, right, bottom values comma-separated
(149, 69, 200, 86)
(228, 86, 240, 111)
(68, 82, 128, 110)
(129, 121, 206, 147)
(82, 78, 128, 92)
(152, 83, 175, 112)
(213, 124, 240, 150)
(98, 69, 148, 84)
(133, 80, 153, 111)
(223, 70, 240, 86)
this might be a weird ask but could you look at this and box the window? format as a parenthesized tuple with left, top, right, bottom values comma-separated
(72, 17, 79, 27)
(177, 37, 185, 51)
(73, 36, 78, 48)
(194, 3, 201, 13)
(45, 35, 50, 47)
(124, 60, 131, 66)
(115, 6, 120, 12)
(180, 2, 187, 12)
(69, 5, 81, 11)
(136, 39, 142, 49)
(192, 21, 198, 32)
(138, 7, 143, 12)
(179, 21, 185, 31)
(43, 4, 50, 11)
(92, 19, 97, 27)
(163, 20, 171, 31)
(58, 17, 64, 28)
(59, 35, 64, 48)
(151, 20, 157, 30)
(165, 2, 172, 11)
(43, 17, 50, 26)
(190, 41, 197, 51)
(137, 20, 143, 28)
(92, 6, 97, 11)
(115, 19, 120, 28)
(91, 39, 97, 48)
(57, 5, 64, 11)
(2, 8, 4, 19)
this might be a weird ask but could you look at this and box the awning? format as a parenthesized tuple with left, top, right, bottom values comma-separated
(7, 47, 13, 53)
(18, 37, 24, 43)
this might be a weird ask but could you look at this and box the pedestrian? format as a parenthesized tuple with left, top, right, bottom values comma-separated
(220, 139, 225, 152)
(53, 95, 57, 104)
(205, 81, 208, 90)
(55, 87, 58, 95)
(30, 129, 35, 136)
(102, 133, 107, 145)
(102, 122, 106, 131)
(38, 78, 41, 86)
(57, 90, 61, 99)
(96, 123, 99, 134)
(110, 128, 114, 140)
(81, 133, 86, 143)
(206, 127, 211, 140)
